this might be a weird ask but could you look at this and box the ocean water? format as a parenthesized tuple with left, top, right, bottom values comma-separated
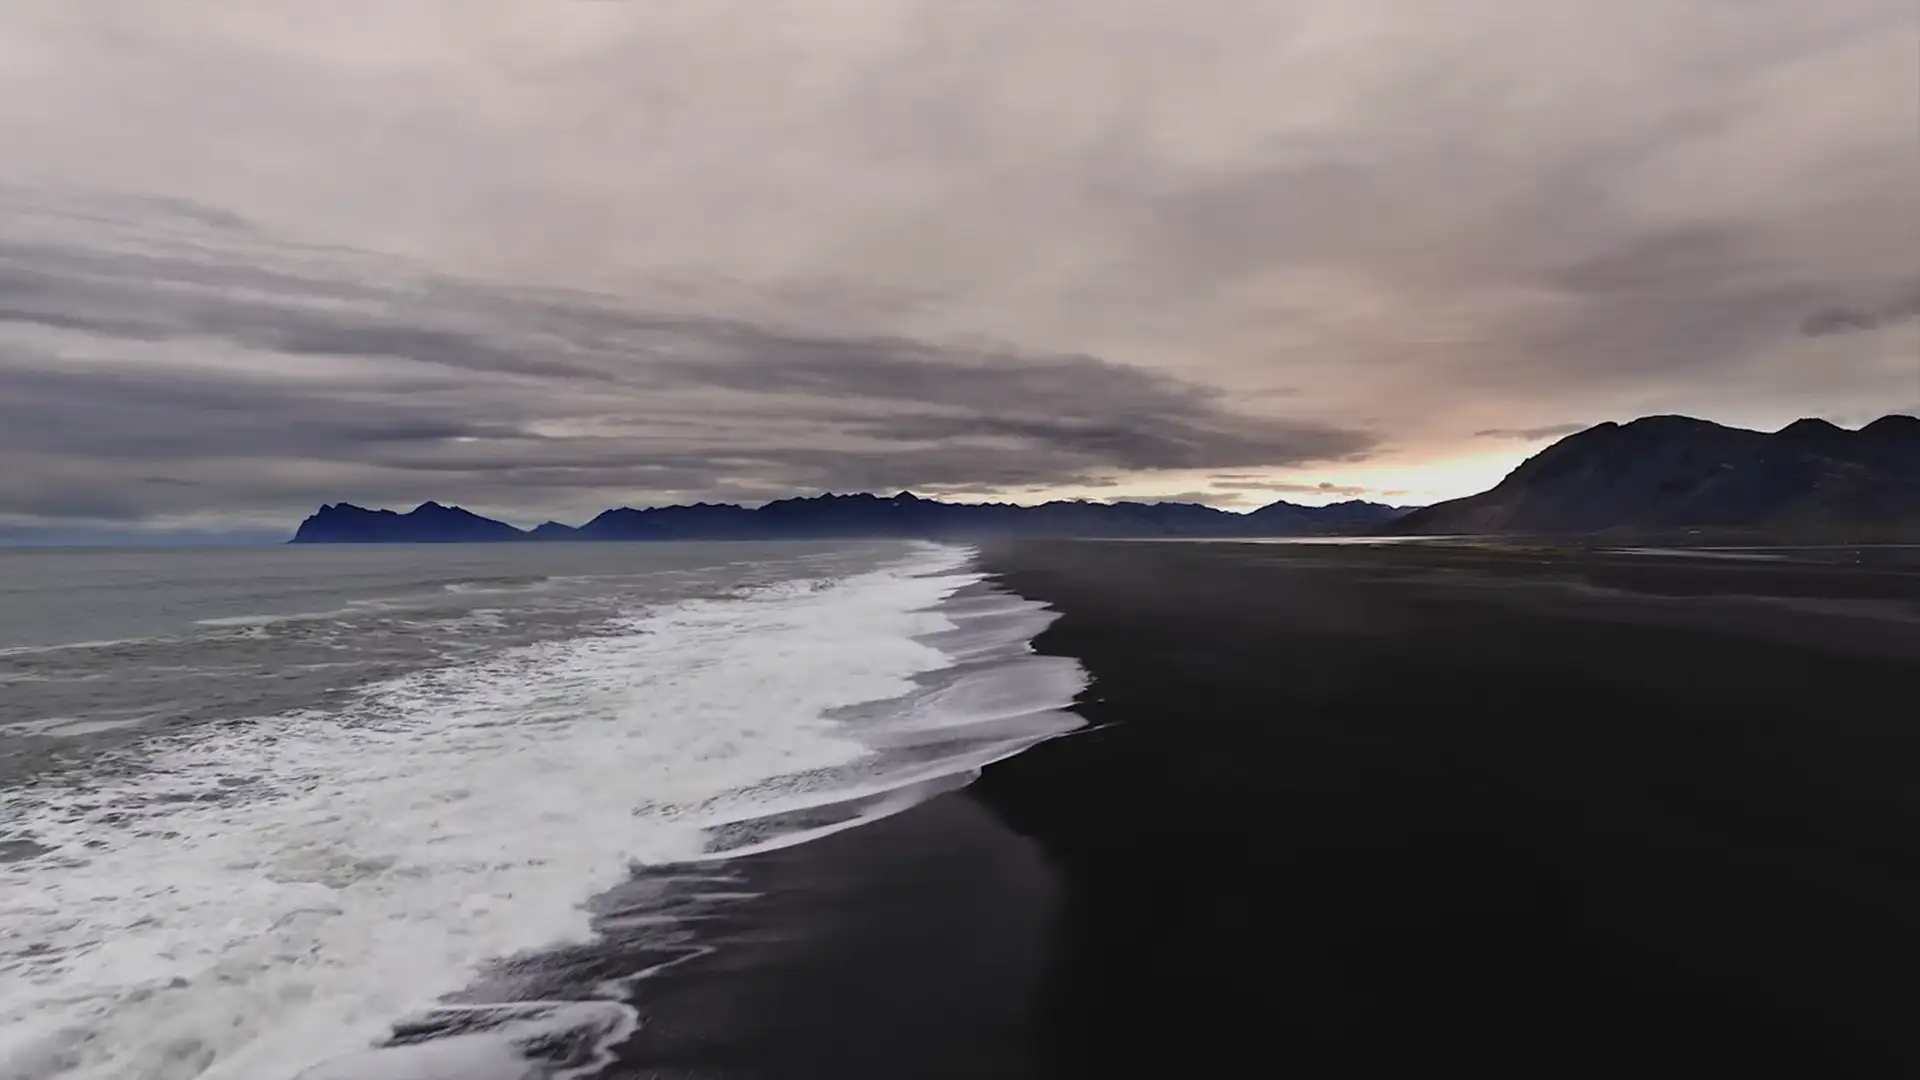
(0, 541, 1084, 1080)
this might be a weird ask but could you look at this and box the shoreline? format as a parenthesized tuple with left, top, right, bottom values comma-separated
(612, 538, 1920, 1078)
(608, 791, 1058, 1079)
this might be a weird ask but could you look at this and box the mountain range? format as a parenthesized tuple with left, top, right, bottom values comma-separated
(1395, 413, 1920, 535)
(289, 413, 1920, 544)
(289, 492, 1415, 543)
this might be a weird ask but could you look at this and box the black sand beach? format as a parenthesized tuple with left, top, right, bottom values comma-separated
(617, 540, 1920, 1078)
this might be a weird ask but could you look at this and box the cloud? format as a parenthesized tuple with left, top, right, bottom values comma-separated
(1800, 283, 1920, 336)
(1105, 490, 1251, 507)
(1210, 478, 1374, 497)
(0, 1, 1914, 530)
(0, 198, 1372, 525)
(1801, 309, 1884, 336)
(0, 519, 288, 547)
(1301, 482, 1369, 497)
(1115, 491, 1251, 508)
(1473, 423, 1594, 441)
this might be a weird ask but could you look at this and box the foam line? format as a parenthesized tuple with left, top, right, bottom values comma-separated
(0, 541, 1087, 1080)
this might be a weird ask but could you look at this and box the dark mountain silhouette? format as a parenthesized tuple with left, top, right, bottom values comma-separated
(290, 501, 528, 543)
(1245, 498, 1412, 532)
(289, 492, 1414, 543)
(1395, 413, 1920, 535)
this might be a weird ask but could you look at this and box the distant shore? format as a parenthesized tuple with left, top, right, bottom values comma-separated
(614, 538, 1920, 1078)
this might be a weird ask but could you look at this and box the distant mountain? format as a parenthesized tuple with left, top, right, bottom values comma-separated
(289, 491, 1414, 543)
(1245, 498, 1416, 532)
(1394, 414, 1920, 535)
(290, 501, 529, 543)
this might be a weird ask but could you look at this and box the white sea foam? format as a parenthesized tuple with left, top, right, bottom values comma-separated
(2, 715, 153, 738)
(191, 599, 416, 628)
(0, 637, 147, 658)
(0, 544, 1083, 1080)
(440, 576, 557, 596)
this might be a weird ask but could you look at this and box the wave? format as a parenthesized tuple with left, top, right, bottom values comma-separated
(191, 599, 417, 628)
(0, 543, 1084, 1080)
(0, 637, 147, 658)
(440, 575, 557, 596)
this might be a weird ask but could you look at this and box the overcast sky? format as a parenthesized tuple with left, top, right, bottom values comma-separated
(2, 1, 1916, 538)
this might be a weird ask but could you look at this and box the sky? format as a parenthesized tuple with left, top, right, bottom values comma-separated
(1, 0, 1916, 540)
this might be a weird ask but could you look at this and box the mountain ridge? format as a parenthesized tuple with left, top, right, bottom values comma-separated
(290, 500, 528, 544)
(290, 491, 1415, 543)
(1394, 413, 1920, 535)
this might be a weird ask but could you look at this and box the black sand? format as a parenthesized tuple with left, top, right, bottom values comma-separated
(616, 540, 1920, 1078)
(609, 793, 1058, 1079)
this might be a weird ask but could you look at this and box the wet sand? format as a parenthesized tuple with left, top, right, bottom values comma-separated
(610, 793, 1057, 1079)
(616, 539, 1920, 1078)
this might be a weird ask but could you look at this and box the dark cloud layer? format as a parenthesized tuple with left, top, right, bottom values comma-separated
(0, 203, 1369, 526)
(1209, 478, 1376, 498)
(1801, 284, 1920, 337)
(1474, 423, 1594, 441)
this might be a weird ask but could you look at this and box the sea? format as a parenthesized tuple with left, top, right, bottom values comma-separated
(0, 541, 1084, 1080)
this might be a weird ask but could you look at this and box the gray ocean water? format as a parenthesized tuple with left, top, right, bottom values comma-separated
(0, 541, 1085, 1080)
(0, 542, 910, 780)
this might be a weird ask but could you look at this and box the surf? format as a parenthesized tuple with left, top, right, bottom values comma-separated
(0, 543, 1083, 1080)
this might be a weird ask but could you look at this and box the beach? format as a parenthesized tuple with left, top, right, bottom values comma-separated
(618, 538, 1920, 1078)
(0, 541, 1082, 1079)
